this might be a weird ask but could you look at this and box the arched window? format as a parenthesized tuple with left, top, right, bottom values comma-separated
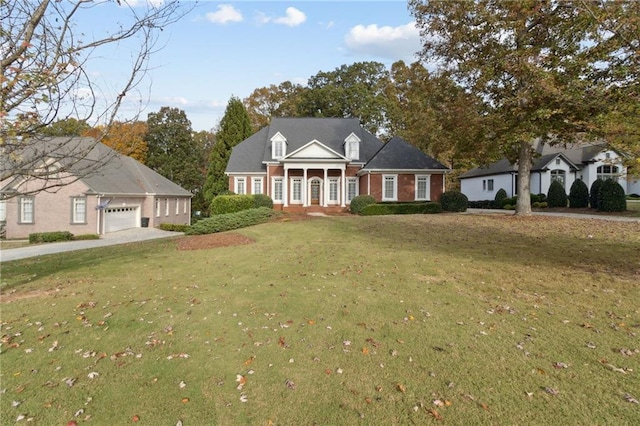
(597, 165, 619, 181)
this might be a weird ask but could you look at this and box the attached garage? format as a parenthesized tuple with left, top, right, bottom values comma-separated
(104, 206, 139, 233)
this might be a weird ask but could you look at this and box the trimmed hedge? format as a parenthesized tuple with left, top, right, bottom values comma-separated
(210, 194, 255, 215)
(598, 179, 626, 212)
(253, 194, 274, 209)
(569, 179, 589, 208)
(29, 231, 74, 244)
(159, 223, 190, 232)
(73, 234, 100, 241)
(547, 180, 568, 208)
(360, 202, 442, 216)
(349, 195, 376, 214)
(440, 191, 468, 212)
(185, 207, 276, 235)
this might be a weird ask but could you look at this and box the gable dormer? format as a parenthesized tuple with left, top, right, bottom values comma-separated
(271, 132, 287, 160)
(344, 132, 361, 161)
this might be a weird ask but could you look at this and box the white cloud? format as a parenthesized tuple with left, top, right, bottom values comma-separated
(206, 4, 243, 24)
(344, 22, 421, 62)
(259, 7, 306, 27)
(273, 7, 306, 27)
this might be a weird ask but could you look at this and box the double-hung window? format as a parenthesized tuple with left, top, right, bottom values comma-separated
(235, 177, 246, 195)
(328, 178, 339, 203)
(382, 175, 397, 201)
(155, 198, 160, 217)
(415, 175, 430, 200)
(72, 197, 86, 224)
(272, 177, 284, 203)
(165, 198, 169, 216)
(253, 177, 263, 195)
(0, 200, 6, 222)
(291, 178, 302, 203)
(346, 178, 358, 203)
(20, 197, 35, 224)
(175, 198, 180, 215)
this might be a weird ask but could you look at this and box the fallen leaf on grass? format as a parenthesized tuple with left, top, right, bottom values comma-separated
(181, 398, 189, 403)
(240, 394, 248, 403)
(428, 408, 443, 420)
(285, 379, 296, 390)
(132, 415, 140, 422)
(396, 383, 406, 393)
(236, 375, 246, 390)
(623, 393, 639, 404)
(544, 387, 559, 396)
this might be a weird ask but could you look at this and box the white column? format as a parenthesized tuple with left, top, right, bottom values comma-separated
(303, 168, 308, 207)
(340, 167, 346, 207)
(323, 168, 328, 207)
(283, 167, 289, 207)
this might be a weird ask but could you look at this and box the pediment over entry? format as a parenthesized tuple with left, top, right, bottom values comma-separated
(283, 139, 347, 160)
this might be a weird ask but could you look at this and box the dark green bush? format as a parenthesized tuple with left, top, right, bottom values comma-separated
(72, 234, 100, 240)
(547, 180, 568, 208)
(186, 207, 276, 235)
(159, 223, 190, 232)
(468, 200, 494, 209)
(598, 179, 626, 212)
(29, 231, 74, 244)
(590, 179, 603, 209)
(252, 194, 274, 209)
(440, 191, 468, 212)
(350, 195, 376, 214)
(360, 202, 442, 216)
(210, 194, 255, 215)
(568, 179, 589, 208)
(532, 201, 548, 208)
(493, 188, 508, 208)
(503, 196, 518, 208)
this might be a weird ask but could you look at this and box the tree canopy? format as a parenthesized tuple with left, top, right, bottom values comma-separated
(145, 107, 202, 196)
(409, 0, 639, 214)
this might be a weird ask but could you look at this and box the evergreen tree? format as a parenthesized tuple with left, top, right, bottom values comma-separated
(590, 179, 604, 210)
(145, 107, 202, 195)
(598, 179, 626, 212)
(568, 179, 589, 208)
(547, 180, 567, 208)
(204, 97, 253, 203)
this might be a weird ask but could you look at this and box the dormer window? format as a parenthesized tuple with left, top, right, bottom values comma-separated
(344, 133, 360, 160)
(271, 132, 287, 159)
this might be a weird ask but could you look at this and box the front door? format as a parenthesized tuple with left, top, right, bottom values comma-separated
(310, 181, 321, 205)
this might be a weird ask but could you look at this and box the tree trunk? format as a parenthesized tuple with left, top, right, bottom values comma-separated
(515, 140, 532, 216)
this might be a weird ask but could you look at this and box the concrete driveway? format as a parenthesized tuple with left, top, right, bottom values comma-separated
(1, 228, 183, 262)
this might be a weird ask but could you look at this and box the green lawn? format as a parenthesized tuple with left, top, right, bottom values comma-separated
(1, 214, 639, 425)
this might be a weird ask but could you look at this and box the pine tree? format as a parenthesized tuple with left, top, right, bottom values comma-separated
(203, 97, 253, 205)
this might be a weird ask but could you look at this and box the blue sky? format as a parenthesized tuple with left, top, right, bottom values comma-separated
(80, 1, 421, 131)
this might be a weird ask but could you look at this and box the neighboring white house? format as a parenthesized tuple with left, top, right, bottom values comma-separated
(459, 141, 640, 201)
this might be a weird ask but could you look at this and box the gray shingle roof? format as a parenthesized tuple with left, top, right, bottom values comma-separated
(226, 117, 384, 173)
(363, 136, 449, 171)
(1, 137, 191, 197)
(460, 143, 603, 179)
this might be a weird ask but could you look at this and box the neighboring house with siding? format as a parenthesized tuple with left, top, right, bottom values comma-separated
(0, 137, 192, 239)
(225, 117, 450, 212)
(459, 141, 640, 201)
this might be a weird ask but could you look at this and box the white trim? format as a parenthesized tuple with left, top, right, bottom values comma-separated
(346, 177, 359, 203)
(382, 174, 398, 201)
(290, 177, 303, 204)
(272, 177, 284, 204)
(252, 177, 263, 194)
(235, 177, 246, 195)
(415, 174, 430, 201)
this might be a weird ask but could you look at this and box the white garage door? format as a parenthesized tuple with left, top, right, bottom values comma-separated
(105, 206, 138, 233)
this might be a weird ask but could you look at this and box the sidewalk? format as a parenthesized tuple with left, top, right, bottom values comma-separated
(0, 228, 183, 262)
